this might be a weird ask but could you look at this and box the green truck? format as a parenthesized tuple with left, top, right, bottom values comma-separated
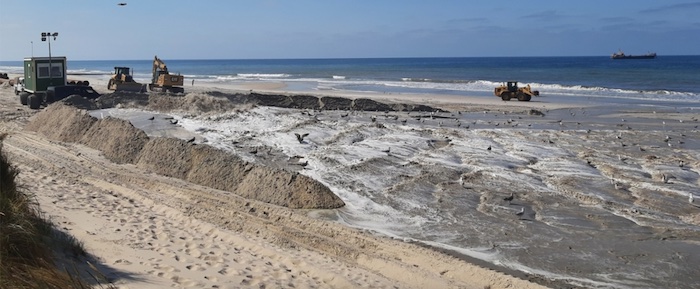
(17, 56, 100, 109)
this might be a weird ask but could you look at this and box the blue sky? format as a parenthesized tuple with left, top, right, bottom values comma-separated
(1, 0, 698, 60)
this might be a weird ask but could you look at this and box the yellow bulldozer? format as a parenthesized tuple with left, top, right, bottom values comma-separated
(494, 81, 539, 101)
(108, 67, 146, 92)
(149, 56, 184, 93)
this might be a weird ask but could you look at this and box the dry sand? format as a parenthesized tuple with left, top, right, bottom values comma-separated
(0, 78, 553, 288)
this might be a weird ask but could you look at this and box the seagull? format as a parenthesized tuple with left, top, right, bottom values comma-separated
(186, 137, 195, 143)
(516, 207, 525, 218)
(295, 133, 309, 144)
(169, 119, 178, 125)
(117, 2, 127, 6)
(459, 175, 464, 187)
(690, 193, 695, 204)
(147, 116, 155, 121)
(661, 174, 668, 184)
(503, 192, 514, 203)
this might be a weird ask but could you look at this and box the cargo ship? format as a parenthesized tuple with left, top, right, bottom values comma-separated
(611, 50, 656, 59)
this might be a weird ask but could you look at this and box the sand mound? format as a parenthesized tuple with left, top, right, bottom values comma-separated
(353, 98, 393, 111)
(79, 117, 149, 164)
(25, 103, 96, 143)
(320, 96, 353, 110)
(26, 105, 344, 209)
(135, 138, 193, 179)
(59, 95, 99, 110)
(291, 94, 322, 109)
(235, 166, 345, 209)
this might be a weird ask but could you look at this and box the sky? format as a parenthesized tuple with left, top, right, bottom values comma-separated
(0, 0, 699, 60)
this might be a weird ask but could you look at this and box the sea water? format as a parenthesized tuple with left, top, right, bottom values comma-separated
(2, 56, 699, 102)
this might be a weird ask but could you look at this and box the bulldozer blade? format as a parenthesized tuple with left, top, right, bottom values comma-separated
(113, 83, 147, 92)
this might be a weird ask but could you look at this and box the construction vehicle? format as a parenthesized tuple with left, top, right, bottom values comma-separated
(149, 56, 184, 93)
(108, 67, 146, 92)
(19, 56, 100, 109)
(494, 81, 539, 101)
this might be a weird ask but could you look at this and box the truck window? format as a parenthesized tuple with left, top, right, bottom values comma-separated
(37, 63, 64, 78)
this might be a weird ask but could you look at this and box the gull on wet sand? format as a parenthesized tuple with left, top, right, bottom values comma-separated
(690, 193, 695, 204)
(503, 192, 514, 204)
(516, 207, 525, 219)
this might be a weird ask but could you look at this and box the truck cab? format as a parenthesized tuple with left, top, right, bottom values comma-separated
(13, 77, 25, 95)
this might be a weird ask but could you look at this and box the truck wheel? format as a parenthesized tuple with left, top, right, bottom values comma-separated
(46, 90, 55, 103)
(19, 92, 30, 105)
(28, 94, 41, 109)
(500, 92, 511, 101)
(518, 94, 531, 101)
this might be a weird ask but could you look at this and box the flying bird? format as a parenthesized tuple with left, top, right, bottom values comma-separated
(295, 133, 309, 143)
(117, 3, 127, 6)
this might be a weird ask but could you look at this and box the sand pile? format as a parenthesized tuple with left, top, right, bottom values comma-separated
(26, 103, 345, 209)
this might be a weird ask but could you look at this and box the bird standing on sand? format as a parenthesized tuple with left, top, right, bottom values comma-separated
(459, 175, 465, 187)
(295, 133, 309, 144)
(516, 207, 525, 219)
(504, 192, 514, 204)
(147, 116, 155, 121)
(186, 137, 195, 143)
(690, 193, 695, 204)
(487, 145, 492, 151)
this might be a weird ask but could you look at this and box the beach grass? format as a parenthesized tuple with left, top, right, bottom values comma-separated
(0, 133, 104, 288)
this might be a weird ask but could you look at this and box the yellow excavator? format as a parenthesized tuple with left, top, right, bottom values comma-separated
(108, 67, 146, 92)
(149, 56, 184, 93)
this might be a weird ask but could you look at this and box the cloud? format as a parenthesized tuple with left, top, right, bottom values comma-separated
(639, 2, 700, 13)
(445, 17, 488, 25)
(521, 10, 560, 20)
(600, 17, 634, 23)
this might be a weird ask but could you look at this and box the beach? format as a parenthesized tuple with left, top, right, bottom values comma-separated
(1, 74, 699, 288)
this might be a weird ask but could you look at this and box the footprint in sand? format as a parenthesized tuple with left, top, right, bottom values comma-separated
(185, 264, 206, 272)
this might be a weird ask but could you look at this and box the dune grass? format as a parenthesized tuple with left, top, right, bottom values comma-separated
(0, 133, 106, 288)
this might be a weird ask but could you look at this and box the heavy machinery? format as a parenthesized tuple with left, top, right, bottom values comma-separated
(150, 56, 184, 93)
(108, 67, 145, 92)
(19, 56, 100, 109)
(494, 81, 539, 101)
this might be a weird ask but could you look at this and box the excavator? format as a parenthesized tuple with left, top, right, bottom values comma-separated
(149, 56, 184, 93)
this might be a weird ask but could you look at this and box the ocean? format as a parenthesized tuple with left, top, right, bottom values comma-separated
(2, 56, 699, 103)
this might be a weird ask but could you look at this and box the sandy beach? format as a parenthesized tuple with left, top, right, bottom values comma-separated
(1, 74, 699, 289)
